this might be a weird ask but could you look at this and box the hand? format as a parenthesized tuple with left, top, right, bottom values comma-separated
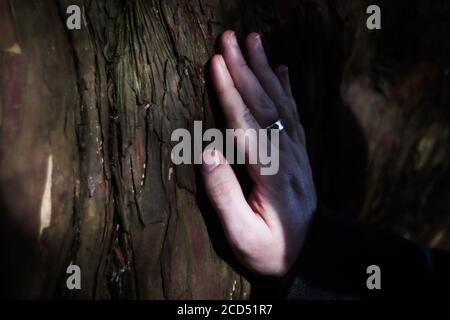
(202, 31, 317, 277)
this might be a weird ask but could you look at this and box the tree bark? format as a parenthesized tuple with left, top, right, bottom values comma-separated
(1, 0, 449, 299)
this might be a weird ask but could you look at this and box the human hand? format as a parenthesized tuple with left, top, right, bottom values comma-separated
(202, 31, 317, 277)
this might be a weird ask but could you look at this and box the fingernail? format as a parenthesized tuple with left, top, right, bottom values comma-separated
(279, 65, 289, 73)
(202, 150, 221, 173)
(229, 31, 238, 47)
(218, 55, 226, 68)
(254, 34, 263, 49)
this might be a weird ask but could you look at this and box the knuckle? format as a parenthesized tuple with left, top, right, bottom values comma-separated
(256, 91, 274, 111)
(208, 178, 235, 201)
(279, 99, 297, 118)
(279, 95, 291, 108)
(229, 109, 253, 129)
(276, 166, 299, 186)
(239, 59, 249, 70)
(239, 106, 255, 125)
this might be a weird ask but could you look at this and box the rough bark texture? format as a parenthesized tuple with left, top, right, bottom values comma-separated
(0, 0, 449, 299)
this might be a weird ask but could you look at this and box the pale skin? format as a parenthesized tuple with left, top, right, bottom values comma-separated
(201, 30, 317, 277)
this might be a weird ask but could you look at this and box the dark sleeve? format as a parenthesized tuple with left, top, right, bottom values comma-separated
(286, 206, 450, 299)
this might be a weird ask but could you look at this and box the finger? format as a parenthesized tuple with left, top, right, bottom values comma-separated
(274, 65, 299, 123)
(245, 34, 298, 137)
(201, 149, 267, 243)
(275, 65, 304, 143)
(275, 65, 293, 99)
(246, 33, 289, 108)
(210, 54, 259, 131)
(219, 30, 278, 127)
(211, 54, 265, 178)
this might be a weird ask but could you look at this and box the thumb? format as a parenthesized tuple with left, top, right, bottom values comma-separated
(201, 149, 257, 238)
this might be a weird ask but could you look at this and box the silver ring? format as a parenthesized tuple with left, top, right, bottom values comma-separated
(265, 119, 284, 131)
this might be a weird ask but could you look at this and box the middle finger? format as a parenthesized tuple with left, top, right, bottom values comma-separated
(220, 30, 279, 128)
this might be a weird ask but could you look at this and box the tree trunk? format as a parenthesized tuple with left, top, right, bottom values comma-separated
(1, 0, 449, 299)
